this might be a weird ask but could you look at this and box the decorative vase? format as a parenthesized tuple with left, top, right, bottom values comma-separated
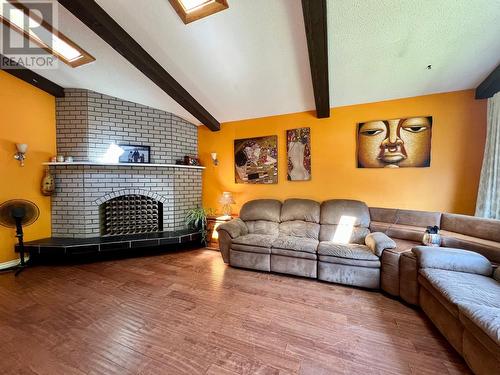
(41, 167, 55, 196)
(422, 233, 441, 247)
(422, 225, 441, 247)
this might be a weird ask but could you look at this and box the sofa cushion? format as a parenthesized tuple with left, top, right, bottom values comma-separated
(320, 199, 370, 226)
(369, 221, 425, 242)
(240, 199, 281, 222)
(318, 255, 380, 268)
(318, 225, 369, 244)
(318, 242, 379, 261)
(271, 248, 317, 260)
(369, 207, 441, 228)
(232, 234, 276, 250)
(279, 221, 320, 239)
(418, 269, 500, 317)
(441, 213, 500, 243)
(280, 199, 320, 223)
(459, 304, 500, 350)
(272, 235, 319, 253)
(245, 220, 279, 235)
(440, 230, 500, 264)
(495, 267, 500, 282)
(413, 246, 492, 276)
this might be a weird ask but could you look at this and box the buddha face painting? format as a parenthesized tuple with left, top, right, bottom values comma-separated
(357, 116, 432, 168)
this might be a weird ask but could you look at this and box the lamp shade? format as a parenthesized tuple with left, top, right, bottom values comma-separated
(219, 192, 235, 205)
(16, 143, 28, 153)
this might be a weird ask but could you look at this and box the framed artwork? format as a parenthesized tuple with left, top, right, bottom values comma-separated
(119, 145, 150, 164)
(287, 127, 311, 181)
(357, 116, 432, 168)
(234, 136, 278, 184)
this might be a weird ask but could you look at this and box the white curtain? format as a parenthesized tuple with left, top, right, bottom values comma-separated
(476, 92, 500, 219)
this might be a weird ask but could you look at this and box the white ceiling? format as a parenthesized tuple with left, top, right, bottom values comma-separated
(328, 0, 500, 107)
(8, 0, 500, 125)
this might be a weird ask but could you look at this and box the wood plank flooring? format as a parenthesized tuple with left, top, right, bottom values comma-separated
(0, 249, 470, 374)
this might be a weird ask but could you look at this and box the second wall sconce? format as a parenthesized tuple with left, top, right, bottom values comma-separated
(210, 152, 219, 166)
(14, 143, 28, 167)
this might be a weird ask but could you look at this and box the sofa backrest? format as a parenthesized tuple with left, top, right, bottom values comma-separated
(369, 207, 441, 242)
(319, 200, 370, 243)
(279, 199, 320, 239)
(239, 199, 281, 235)
(440, 213, 500, 264)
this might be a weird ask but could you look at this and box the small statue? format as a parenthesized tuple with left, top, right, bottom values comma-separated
(41, 167, 55, 196)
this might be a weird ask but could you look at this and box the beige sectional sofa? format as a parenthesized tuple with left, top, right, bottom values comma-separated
(217, 199, 500, 375)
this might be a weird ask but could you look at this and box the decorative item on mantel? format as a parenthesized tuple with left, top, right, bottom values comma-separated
(219, 192, 235, 219)
(41, 167, 55, 196)
(422, 225, 441, 247)
(184, 155, 201, 166)
(119, 144, 150, 164)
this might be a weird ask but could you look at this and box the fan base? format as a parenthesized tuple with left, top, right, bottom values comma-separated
(0, 261, 29, 276)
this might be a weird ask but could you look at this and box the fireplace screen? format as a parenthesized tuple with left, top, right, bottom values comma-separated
(100, 195, 163, 236)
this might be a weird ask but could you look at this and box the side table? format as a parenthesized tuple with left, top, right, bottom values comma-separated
(206, 214, 236, 250)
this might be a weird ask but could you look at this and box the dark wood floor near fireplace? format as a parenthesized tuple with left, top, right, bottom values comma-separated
(0, 249, 470, 374)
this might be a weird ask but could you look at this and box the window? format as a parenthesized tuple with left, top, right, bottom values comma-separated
(169, 0, 228, 24)
(0, 0, 94, 67)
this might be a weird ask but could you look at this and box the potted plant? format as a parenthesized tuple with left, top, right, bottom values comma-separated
(185, 207, 214, 245)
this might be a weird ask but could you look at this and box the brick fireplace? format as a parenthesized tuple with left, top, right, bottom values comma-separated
(49, 89, 202, 239)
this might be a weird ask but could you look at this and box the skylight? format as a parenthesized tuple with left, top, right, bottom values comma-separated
(169, 0, 228, 24)
(0, 0, 94, 67)
(180, 0, 212, 12)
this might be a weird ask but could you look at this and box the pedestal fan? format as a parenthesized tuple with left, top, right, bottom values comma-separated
(0, 199, 40, 276)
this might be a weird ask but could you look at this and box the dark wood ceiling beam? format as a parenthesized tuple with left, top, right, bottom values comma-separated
(1, 54, 64, 97)
(301, 0, 330, 118)
(475, 63, 500, 99)
(56, 0, 220, 131)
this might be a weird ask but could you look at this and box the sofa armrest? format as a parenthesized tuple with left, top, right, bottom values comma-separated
(365, 232, 396, 257)
(216, 218, 248, 265)
(412, 246, 492, 276)
(217, 218, 248, 239)
(494, 266, 500, 282)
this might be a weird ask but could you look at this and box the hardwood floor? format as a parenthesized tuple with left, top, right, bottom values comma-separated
(0, 249, 470, 374)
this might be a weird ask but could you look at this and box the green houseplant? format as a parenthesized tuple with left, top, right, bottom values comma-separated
(185, 207, 214, 245)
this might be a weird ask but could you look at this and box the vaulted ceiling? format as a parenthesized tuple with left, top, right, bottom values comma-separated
(5, 0, 500, 125)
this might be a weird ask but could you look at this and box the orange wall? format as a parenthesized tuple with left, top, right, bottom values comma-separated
(0, 71, 56, 263)
(199, 90, 486, 216)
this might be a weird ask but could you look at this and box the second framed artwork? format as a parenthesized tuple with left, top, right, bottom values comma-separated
(287, 127, 311, 181)
(234, 136, 278, 184)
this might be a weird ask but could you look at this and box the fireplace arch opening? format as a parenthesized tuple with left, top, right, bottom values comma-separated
(99, 194, 163, 236)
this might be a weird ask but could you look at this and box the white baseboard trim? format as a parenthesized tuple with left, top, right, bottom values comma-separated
(0, 256, 30, 270)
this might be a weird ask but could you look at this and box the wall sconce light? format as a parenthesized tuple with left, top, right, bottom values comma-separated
(14, 143, 28, 167)
(210, 152, 219, 166)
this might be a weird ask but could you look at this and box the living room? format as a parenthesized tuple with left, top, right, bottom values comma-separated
(0, 0, 499, 374)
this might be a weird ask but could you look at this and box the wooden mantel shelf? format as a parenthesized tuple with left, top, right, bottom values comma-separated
(43, 162, 205, 170)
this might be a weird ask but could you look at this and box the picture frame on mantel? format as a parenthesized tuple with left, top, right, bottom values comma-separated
(119, 145, 151, 164)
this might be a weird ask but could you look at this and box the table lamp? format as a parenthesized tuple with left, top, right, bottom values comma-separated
(218, 192, 235, 219)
